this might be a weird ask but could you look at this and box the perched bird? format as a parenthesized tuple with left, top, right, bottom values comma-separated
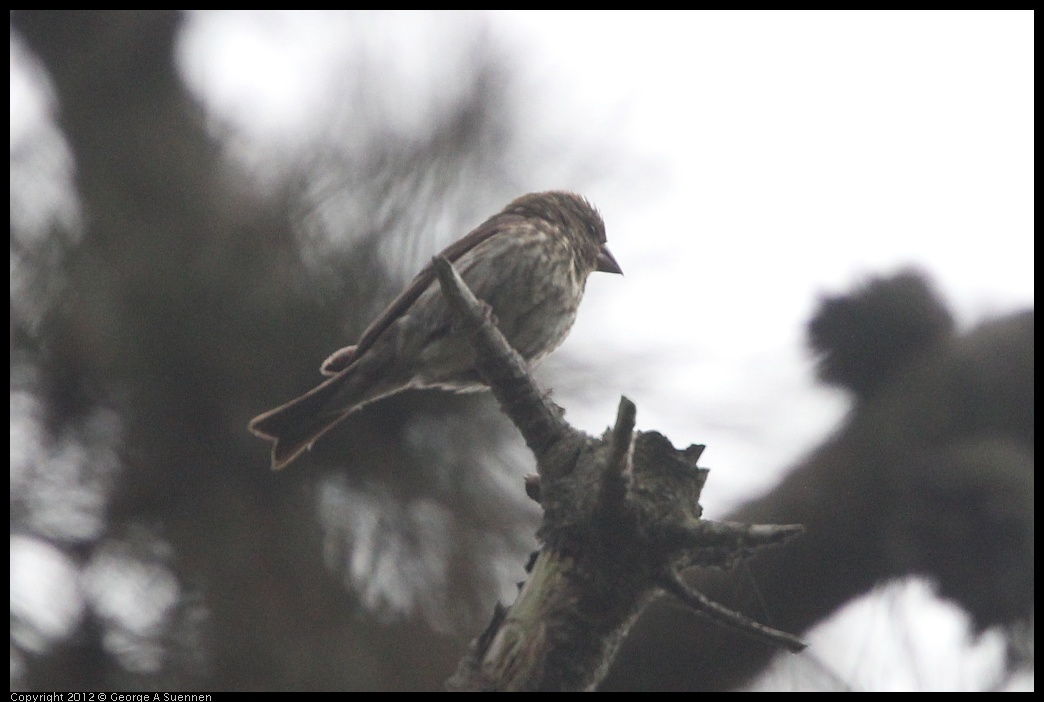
(249, 191, 623, 470)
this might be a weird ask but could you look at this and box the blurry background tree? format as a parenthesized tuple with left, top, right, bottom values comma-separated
(10, 10, 1032, 691)
(11, 10, 555, 690)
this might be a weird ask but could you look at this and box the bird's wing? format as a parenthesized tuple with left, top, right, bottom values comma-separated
(320, 213, 523, 375)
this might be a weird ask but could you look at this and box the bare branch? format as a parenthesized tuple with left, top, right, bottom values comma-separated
(433, 256, 573, 460)
(438, 258, 807, 690)
(659, 570, 807, 653)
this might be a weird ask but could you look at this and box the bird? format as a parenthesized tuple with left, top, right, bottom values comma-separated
(249, 191, 623, 470)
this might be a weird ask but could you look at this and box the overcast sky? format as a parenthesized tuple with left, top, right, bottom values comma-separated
(12, 11, 1033, 690)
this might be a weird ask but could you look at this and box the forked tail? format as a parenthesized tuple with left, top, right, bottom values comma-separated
(248, 375, 350, 470)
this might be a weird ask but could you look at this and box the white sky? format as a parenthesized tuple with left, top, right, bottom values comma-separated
(498, 10, 1035, 505)
(12, 10, 1034, 690)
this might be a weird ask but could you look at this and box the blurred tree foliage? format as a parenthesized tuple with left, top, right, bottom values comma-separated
(10, 11, 1032, 692)
(11, 10, 550, 690)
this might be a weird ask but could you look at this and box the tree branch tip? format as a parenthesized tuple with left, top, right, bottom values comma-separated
(660, 570, 808, 653)
(434, 256, 464, 293)
(612, 396, 637, 435)
(432, 255, 452, 275)
(524, 473, 541, 503)
(736, 522, 806, 547)
(683, 443, 706, 463)
(607, 397, 637, 476)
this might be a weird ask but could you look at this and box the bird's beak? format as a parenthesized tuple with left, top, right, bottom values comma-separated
(596, 245, 623, 275)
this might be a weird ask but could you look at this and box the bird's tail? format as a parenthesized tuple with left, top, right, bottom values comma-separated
(249, 373, 355, 471)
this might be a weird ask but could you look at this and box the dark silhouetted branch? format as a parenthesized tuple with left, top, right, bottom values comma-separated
(435, 257, 806, 691)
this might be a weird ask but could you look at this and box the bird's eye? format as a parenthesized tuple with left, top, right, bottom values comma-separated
(587, 222, 599, 240)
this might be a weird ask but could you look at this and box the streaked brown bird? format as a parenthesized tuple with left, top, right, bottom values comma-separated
(249, 191, 623, 470)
